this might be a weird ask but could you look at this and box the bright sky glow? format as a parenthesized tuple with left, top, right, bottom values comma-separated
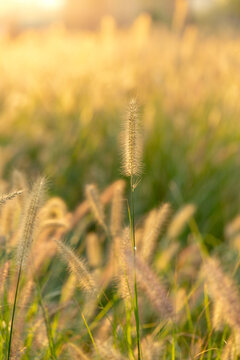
(0, 0, 64, 16)
(189, 0, 228, 13)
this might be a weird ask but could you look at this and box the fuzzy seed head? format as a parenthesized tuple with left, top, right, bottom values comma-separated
(222, 333, 240, 360)
(0, 190, 23, 207)
(110, 182, 125, 237)
(60, 273, 78, 303)
(85, 184, 107, 232)
(67, 343, 91, 360)
(167, 204, 195, 239)
(16, 178, 45, 268)
(212, 301, 224, 331)
(117, 227, 134, 300)
(96, 339, 125, 360)
(0, 261, 9, 297)
(225, 215, 240, 239)
(202, 257, 240, 332)
(122, 98, 143, 177)
(138, 336, 162, 360)
(141, 203, 171, 262)
(86, 232, 102, 268)
(127, 252, 173, 319)
(56, 240, 96, 293)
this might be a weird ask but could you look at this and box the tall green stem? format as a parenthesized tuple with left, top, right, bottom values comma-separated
(7, 264, 22, 360)
(34, 277, 57, 360)
(130, 175, 141, 360)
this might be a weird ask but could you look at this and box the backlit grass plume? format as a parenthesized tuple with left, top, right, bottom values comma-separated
(85, 184, 107, 233)
(67, 343, 91, 360)
(0, 261, 9, 298)
(16, 178, 45, 267)
(86, 232, 102, 268)
(8, 177, 45, 360)
(12, 170, 28, 205)
(110, 181, 125, 237)
(0, 190, 23, 207)
(122, 98, 142, 178)
(141, 203, 171, 262)
(128, 253, 173, 319)
(117, 227, 134, 300)
(212, 301, 224, 331)
(225, 214, 240, 239)
(202, 257, 240, 332)
(167, 204, 195, 240)
(121, 98, 143, 359)
(137, 336, 162, 360)
(56, 240, 96, 293)
(221, 333, 240, 360)
(96, 339, 125, 360)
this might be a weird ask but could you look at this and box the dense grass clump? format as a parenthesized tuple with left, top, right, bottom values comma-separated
(0, 98, 240, 358)
(1, 165, 240, 359)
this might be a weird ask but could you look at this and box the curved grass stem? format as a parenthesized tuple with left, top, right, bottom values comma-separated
(7, 265, 22, 360)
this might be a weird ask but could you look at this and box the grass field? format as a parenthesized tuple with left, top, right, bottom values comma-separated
(1, 14, 240, 359)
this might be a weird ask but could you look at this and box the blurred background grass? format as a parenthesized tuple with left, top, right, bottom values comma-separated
(1, 0, 240, 241)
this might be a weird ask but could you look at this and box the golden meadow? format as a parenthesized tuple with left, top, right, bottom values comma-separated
(1, 13, 240, 359)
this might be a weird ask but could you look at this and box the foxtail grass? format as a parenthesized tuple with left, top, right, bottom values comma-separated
(56, 240, 96, 293)
(110, 181, 125, 238)
(202, 257, 240, 330)
(122, 98, 142, 360)
(121, 98, 142, 178)
(67, 342, 91, 360)
(96, 339, 125, 360)
(117, 227, 134, 300)
(0, 261, 9, 298)
(141, 203, 171, 262)
(0, 190, 23, 207)
(85, 184, 108, 234)
(167, 204, 196, 240)
(86, 232, 102, 268)
(7, 177, 45, 360)
(127, 252, 173, 319)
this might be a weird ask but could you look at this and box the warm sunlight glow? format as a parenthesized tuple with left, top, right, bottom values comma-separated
(0, 0, 64, 16)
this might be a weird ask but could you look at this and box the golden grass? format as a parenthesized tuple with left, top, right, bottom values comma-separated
(1, 13, 240, 360)
(0, 170, 240, 358)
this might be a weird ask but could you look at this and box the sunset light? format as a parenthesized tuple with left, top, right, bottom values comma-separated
(1, 1, 240, 359)
(0, 0, 64, 16)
